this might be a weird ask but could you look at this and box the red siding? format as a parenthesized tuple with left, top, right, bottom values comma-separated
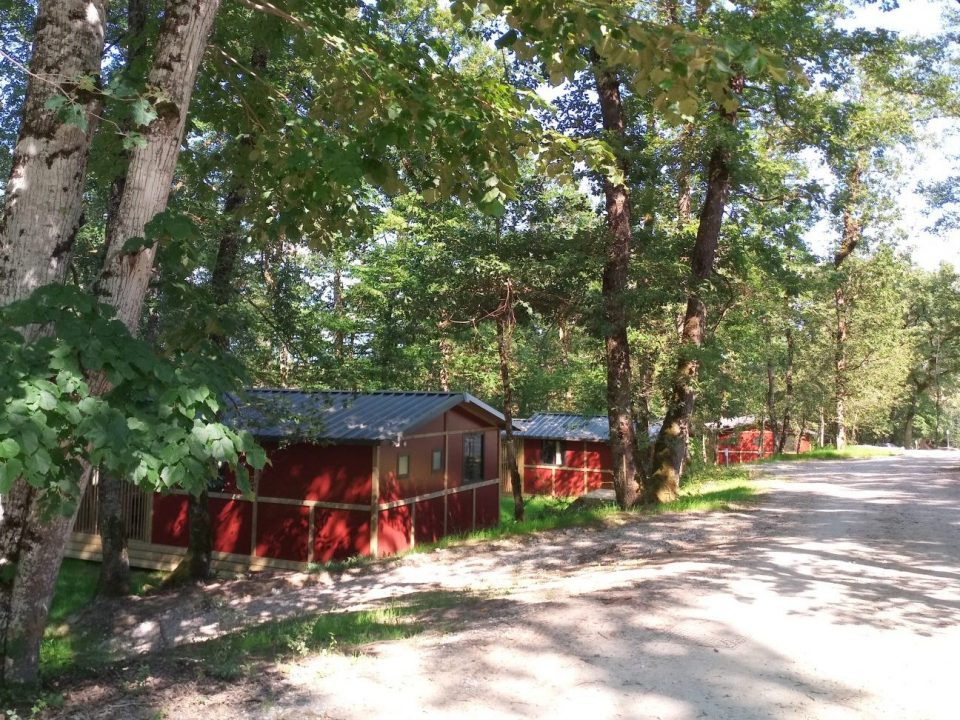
(151, 495, 189, 547)
(523, 466, 553, 495)
(446, 490, 472, 535)
(716, 429, 775, 464)
(209, 498, 252, 555)
(475, 484, 499, 529)
(378, 505, 412, 556)
(257, 442, 372, 503)
(414, 496, 446, 544)
(555, 468, 583, 496)
(314, 508, 370, 562)
(255, 503, 310, 562)
(380, 436, 446, 502)
(446, 407, 490, 432)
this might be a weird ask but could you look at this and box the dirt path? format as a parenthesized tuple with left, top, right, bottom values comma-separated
(55, 451, 960, 719)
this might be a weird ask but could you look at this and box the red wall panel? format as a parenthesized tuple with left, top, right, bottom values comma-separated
(378, 505, 411, 556)
(445, 407, 490, 432)
(257, 442, 372, 504)
(523, 466, 553, 495)
(209, 498, 252, 555)
(565, 442, 585, 469)
(586, 470, 609, 491)
(151, 495, 189, 547)
(446, 489, 473, 535)
(413, 496, 445, 545)
(255, 503, 310, 562)
(314, 508, 370, 562)
(379, 436, 446, 502)
(446, 433, 464, 488)
(523, 440, 542, 466)
(554, 468, 584, 496)
(474, 484, 499, 529)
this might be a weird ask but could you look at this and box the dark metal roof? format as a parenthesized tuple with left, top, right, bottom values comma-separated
(513, 413, 610, 442)
(224, 389, 506, 443)
(513, 413, 662, 441)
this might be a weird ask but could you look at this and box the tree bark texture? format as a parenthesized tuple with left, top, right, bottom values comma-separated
(594, 64, 639, 509)
(0, 0, 108, 685)
(832, 162, 862, 450)
(0, 0, 106, 316)
(97, 469, 131, 597)
(765, 357, 777, 456)
(1, 0, 219, 685)
(647, 94, 738, 503)
(777, 326, 794, 455)
(96, 0, 220, 331)
(98, 0, 150, 599)
(496, 312, 524, 521)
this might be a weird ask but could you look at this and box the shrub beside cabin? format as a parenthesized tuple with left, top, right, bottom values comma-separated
(68, 390, 505, 571)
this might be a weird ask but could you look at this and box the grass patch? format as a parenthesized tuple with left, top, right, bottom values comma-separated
(762, 444, 902, 462)
(174, 589, 479, 680)
(656, 464, 758, 513)
(41, 560, 163, 676)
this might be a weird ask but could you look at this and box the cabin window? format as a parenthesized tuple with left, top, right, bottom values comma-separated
(542, 439, 564, 466)
(397, 454, 410, 478)
(432, 448, 443, 473)
(463, 433, 483, 483)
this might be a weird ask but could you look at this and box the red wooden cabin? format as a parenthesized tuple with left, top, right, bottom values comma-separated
(512, 414, 614, 496)
(714, 420, 813, 465)
(68, 390, 505, 571)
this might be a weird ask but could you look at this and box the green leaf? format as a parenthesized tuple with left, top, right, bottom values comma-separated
(0, 439, 19, 459)
(130, 97, 158, 127)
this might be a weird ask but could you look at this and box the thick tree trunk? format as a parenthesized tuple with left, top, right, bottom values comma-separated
(594, 64, 639, 509)
(96, 0, 220, 330)
(97, 470, 131, 597)
(647, 134, 736, 500)
(0, 0, 108, 685)
(98, 0, 151, 600)
(496, 313, 524, 521)
(765, 357, 777, 457)
(777, 327, 794, 455)
(1, 0, 218, 685)
(834, 284, 849, 449)
(0, 0, 106, 315)
(647, 80, 741, 503)
(832, 162, 862, 451)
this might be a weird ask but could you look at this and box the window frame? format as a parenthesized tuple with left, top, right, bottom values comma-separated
(463, 433, 484, 484)
(431, 448, 443, 473)
(541, 439, 564, 466)
(397, 453, 410, 478)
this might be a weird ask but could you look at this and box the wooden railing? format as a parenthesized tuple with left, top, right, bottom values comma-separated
(73, 471, 152, 542)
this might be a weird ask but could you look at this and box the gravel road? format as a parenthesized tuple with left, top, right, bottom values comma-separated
(55, 451, 960, 719)
(267, 451, 960, 720)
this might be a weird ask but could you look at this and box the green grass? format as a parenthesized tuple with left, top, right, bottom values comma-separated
(761, 444, 903, 462)
(181, 604, 425, 680)
(655, 464, 758, 513)
(41, 560, 164, 676)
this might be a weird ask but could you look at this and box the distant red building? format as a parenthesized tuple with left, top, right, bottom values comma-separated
(714, 419, 813, 465)
(68, 391, 505, 571)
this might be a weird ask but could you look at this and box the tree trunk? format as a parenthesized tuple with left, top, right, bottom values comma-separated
(593, 63, 639, 509)
(0, 0, 218, 685)
(97, 469, 131, 597)
(98, 0, 151, 600)
(647, 82, 740, 503)
(765, 357, 777, 458)
(0, 0, 106, 311)
(496, 312, 524, 521)
(832, 161, 863, 451)
(95, 0, 220, 331)
(834, 284, 849, 449)
(777, 327, 794, 455)
(0, 0, 108, 685)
